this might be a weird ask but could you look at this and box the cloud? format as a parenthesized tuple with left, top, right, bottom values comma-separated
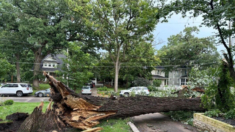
(152, 13, 225, 53)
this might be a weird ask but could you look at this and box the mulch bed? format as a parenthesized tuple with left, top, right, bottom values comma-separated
(212, 117, 235, 126)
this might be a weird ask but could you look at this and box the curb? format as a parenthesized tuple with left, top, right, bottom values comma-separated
(128, 122, 140, 132)
(194, 113, 235, 132)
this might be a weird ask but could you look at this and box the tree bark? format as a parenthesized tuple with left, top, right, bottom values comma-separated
(18, 72, 205, 132)
(114, 61, 120, 92)
(33, 47, 42, 88)
(16, 53, 21, 83)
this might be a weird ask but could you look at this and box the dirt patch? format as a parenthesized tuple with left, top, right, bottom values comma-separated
(0, 113, 28, 132)
(212, 117, 235, 126)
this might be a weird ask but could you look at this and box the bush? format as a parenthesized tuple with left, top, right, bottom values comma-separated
(153, 79, 161, 87)
(225, 109, 235, 119)
(164, 111, 194, 122)
(4, 99, 14, 105)
(98, 86, 108, 91)
(148, 85, 158, 92)
(204, 109, 221, 117)
(133, 77, 150, 86)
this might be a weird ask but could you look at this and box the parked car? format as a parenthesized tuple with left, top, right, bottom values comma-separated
(81, 86, 92, 95)
(35, 88, 51, 97)
(86, 82, 95, 88)
(120, 86, 149, 97)
(0, 83, 33, 97)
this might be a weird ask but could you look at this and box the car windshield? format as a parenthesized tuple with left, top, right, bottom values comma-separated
(82, 86, 90, 89)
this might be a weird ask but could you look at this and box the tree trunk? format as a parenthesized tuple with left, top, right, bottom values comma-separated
(16, 53, 21, 83)
(18, 72, 205, 132)
(114, 61, 120, 92)
(33, 48, 42, 88)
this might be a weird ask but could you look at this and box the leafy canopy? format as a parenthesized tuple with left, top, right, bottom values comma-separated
(158, 27, 219, 70)
(56, 42, 94, 90)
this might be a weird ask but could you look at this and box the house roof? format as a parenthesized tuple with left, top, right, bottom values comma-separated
(181, 75, 188, 78)
(40, 54, 66, 72)
(152, 75, 168, 79)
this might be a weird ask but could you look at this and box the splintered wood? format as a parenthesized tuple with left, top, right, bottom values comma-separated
(45, 71, 116, 132)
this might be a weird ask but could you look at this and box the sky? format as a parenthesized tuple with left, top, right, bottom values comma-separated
(152, 13, 227, 54)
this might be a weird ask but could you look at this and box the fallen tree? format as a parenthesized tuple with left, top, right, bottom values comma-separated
(17, 72, 205, 132)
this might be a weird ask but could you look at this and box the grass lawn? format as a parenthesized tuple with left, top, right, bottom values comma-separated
(0, 102, 131, 132)
(97, 87, 127, 96)
(0, 102, 49, 120)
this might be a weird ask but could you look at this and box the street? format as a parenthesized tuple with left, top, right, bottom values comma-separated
(132, 113, 199, 132)
(0, 96, 49, 102)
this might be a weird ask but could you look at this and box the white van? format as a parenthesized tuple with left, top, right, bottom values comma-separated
(0, 83, 33, 97)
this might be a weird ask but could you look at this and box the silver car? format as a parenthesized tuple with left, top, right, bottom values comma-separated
(35, 88, 51, 97)
(81, 86, 92, 95)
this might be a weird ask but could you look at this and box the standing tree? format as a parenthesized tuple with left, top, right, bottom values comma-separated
(161, 0, 235, 81)
(91, 0, 158, 92)
(0, 53, 14, 81)
(0, 0, 98, 88)
(0, 1, 29, 82)
(157, 27, 219, 71)
(56, 42, 94, 90)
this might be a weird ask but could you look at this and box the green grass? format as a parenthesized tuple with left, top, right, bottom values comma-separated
(33, 83, 50, 90)
(0, 102, 131, 132)
(97, 118, 131, 132)
(0, 102, 49, 120)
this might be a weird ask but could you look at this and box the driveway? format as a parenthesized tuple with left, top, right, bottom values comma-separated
(132, 113, 199, 132)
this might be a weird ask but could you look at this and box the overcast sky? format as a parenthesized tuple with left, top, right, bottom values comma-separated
(152, 13, 227, 54)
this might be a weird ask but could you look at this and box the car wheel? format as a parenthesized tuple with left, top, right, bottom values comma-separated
(38, 93, 44, 97)
(16, 91, 23, 97)
(124, 92, 129, 97)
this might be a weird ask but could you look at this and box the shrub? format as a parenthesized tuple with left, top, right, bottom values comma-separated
(201, 62, 234, 112)
(133, 77, 150, 86)
(148, 85, 158, 92)
(98, 86, 108, 91)
(4, 99, 14, 105)
(204, 109, 221, 117)
(225, 108, 235, 119)
(164, 111, 194, 122)
(153, 79, 161, 87)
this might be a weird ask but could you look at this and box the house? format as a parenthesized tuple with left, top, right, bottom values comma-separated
(168, 66, 190, 86)
(40, 54, 101, 85)
(40, 54, 66, 80)
(151, 66, 168, 86)
(151, 66, 190, 87)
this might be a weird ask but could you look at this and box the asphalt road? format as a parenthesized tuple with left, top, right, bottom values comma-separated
(132, 113, 199, 132)
(0, 96, 50, 102)
(0, 88, 98, 102)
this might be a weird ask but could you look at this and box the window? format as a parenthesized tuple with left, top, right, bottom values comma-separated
(20, 84, 27, 87)
(181, 79, 188, 85)
(12, 84, 18, 87)
(48, 63, 51, 67)
(2, 84, 10, 87)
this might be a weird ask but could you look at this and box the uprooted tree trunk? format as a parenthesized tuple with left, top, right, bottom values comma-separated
(18, 72, 205, 132)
